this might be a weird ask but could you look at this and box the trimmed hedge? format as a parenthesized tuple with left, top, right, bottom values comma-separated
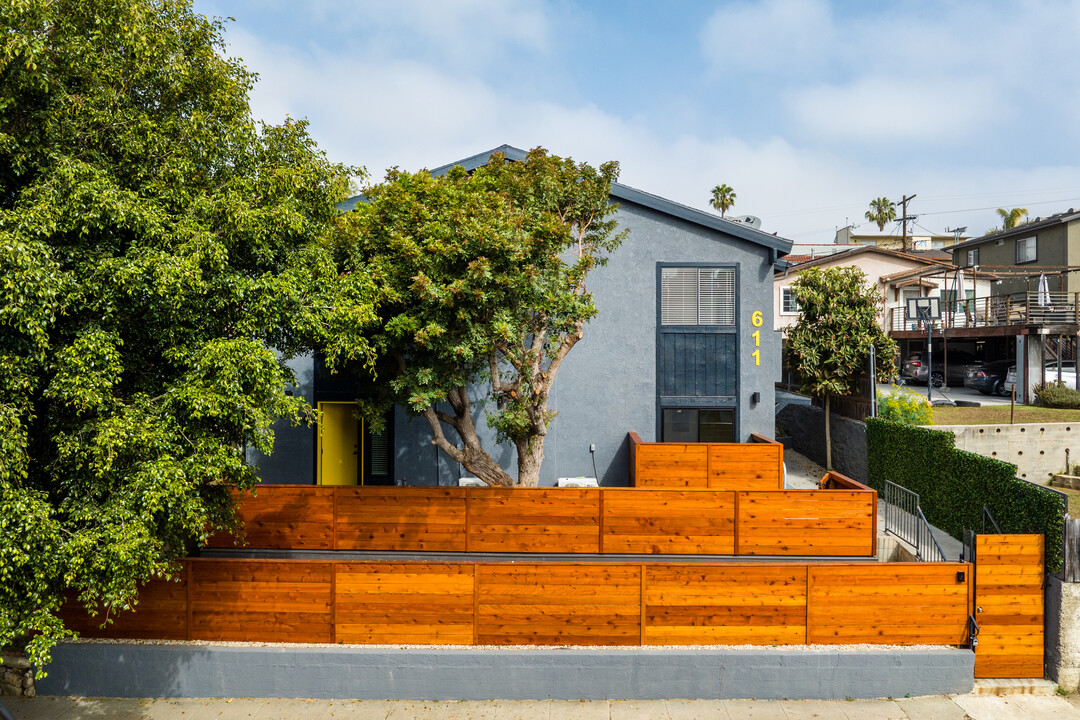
(866, 418, 1066, 571)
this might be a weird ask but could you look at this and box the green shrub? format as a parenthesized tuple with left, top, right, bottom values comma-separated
(877, 387, 933, 425)
(1033, 382, 1080, 409)
(867, 418, 1066, 570)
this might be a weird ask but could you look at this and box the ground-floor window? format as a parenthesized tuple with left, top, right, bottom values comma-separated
(661, 407, 735, 443)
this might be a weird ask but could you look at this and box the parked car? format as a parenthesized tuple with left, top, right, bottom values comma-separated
(1002, 362, 1076, 397)
(1043, 361, 1077, 387)
(901, 350, 980, 388)
(964, 359, 1014, 396)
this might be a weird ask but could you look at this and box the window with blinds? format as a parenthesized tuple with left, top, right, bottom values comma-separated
(661, 267, 735, 325)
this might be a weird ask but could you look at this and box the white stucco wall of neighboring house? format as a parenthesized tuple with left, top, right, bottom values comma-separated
(774, 251, 945, 332)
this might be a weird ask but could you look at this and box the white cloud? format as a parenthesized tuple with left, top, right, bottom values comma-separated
(297, 0, 551, 68)
(787, 76, 1001, 144)
(700, 0, 835, 77)
(699, 0, 1080, 146)
(226, 15, 1080, 248)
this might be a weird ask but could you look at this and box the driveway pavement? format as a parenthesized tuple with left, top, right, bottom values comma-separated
(5, 694, 1080, 720)
(878, 381, 1016, 407)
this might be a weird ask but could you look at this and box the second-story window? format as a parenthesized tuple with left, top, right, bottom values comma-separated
(781, 287, 799, 315)
(661, 267, 735, 325)
(1016, 236, 1037, 264)
(966, 248, 979, 266)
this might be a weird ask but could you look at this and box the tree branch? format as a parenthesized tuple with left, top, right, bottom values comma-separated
(421, 406, 465, 464)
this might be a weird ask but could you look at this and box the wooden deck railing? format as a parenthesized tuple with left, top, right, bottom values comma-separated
(62, 557, 973, 647)
(207, 477, 877, 557)
(628, 433, 783, 489)
(888, 291, 1080, 332)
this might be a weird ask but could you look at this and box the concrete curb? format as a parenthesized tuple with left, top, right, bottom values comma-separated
(38, 643, 975, 700)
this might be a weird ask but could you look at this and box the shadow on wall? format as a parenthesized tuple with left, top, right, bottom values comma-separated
(776, 404, 867, 484)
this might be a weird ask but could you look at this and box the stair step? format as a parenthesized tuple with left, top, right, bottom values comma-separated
(972, 678, 1058, 696)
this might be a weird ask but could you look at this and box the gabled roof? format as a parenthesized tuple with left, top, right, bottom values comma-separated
(950, 208, 1080, 251)
(347, 144, 793, 257)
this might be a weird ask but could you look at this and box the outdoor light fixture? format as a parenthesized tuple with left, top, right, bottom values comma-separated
(751, 392, 760, 404)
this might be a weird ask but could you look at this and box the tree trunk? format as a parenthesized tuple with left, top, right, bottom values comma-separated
(515, 437, 545, 487)
(421, 390, 514, 487)
(824, 393, 832, 471)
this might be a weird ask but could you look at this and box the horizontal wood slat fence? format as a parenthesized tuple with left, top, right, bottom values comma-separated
(62, 558, 972, 648)
(628, 433, 783, 489)
(207, 479, 877, 558)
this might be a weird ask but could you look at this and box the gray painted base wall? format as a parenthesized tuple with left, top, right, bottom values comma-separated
(38, 643, 974, 700)
(777, 404, 867, 483)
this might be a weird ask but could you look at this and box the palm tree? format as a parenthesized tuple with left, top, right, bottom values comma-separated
(710, 184, 736, 218)
(996, 207, 1029, 229)
(864, 197, 897, 232)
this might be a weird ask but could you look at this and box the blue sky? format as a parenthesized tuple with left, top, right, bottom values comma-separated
(193, 0, 1080, 244)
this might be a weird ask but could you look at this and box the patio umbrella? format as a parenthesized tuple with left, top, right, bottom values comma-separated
(951, 269, 965, 324)
(951, 269, 965, 307)
(1038, 273, 1051, 307)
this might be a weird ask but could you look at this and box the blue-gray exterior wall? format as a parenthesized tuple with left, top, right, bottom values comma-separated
(252, 198, 780, 487)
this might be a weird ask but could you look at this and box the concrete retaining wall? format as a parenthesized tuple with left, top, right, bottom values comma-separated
(777, 404, 867, 483)
(37, 642, 975, 700)
(1047, 575, 1080, 692)
(933, 423, 1079, 484)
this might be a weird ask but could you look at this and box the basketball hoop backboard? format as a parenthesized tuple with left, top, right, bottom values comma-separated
(906, 296, 941, 321)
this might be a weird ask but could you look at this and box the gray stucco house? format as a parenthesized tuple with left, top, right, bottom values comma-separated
(251, 145, 793, 487)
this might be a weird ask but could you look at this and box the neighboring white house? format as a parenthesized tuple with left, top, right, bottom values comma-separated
(774, 246, 987, 333)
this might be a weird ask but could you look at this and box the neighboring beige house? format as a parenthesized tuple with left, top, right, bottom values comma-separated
(774, 246, 962, 333)
(835, 226, 967, 253)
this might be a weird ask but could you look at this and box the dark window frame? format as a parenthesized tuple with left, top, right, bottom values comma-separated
(1016, 236, 1037, 264)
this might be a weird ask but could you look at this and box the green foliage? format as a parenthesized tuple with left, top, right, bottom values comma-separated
(323, 149, 625, 486)
(877, 387, 933, 425)
(867, 419, 1066, 570)
(710, 183, 736, 217)
(864, 197, 897, 232)
(0, 0, 358, 670)
(788, 267, 898, 399)
(997, 207, 1029, 229)
(1033, 382, 1080, 409)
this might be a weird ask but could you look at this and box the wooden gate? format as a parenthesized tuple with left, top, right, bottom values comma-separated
(973, 534, 1045, 678)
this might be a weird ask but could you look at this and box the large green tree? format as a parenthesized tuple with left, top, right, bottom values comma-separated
(0, 0, 363, 669)
(324, 149, 626, 487)
(787, 267, 897, 469)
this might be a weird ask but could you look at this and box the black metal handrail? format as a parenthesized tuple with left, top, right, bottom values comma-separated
(982, 506, 1002, 534)
(884, 481, 947, 562)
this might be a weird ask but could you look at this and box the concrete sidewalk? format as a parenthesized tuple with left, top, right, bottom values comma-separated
(5, 694, 1080, 719)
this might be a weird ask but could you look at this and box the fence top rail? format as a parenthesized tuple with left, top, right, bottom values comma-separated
(818, 471, 874, 492)
(239, 483, 875, 496)
(627, 431, 781, 448)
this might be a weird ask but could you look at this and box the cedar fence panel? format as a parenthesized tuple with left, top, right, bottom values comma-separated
(335, 562, 474, 645)
(807, 564, 972, 645)
(336, 487, 467, 552)
(59, 567, 190, 641)
(737, 490, 877, 557)
(189, 560, 333, 644)
(601, 489, 735, 554)
(643, 564, 807, 645)
(466, 488, 601, 553)
(206, 486, 335, 550)
(475, 563, 641, 646)
(76, 559, 974, 650)
(628, 434, 783, 490)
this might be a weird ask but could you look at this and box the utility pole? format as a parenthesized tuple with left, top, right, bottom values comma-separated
(900, 194, 917, 251)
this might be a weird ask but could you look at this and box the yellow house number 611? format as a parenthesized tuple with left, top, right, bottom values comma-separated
(751, 311, 763, 366)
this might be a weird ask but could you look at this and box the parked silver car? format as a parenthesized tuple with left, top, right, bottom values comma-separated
(901, 350, 980, 388)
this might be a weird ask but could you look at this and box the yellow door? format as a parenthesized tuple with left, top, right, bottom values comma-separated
(318, 402, 359, 486)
